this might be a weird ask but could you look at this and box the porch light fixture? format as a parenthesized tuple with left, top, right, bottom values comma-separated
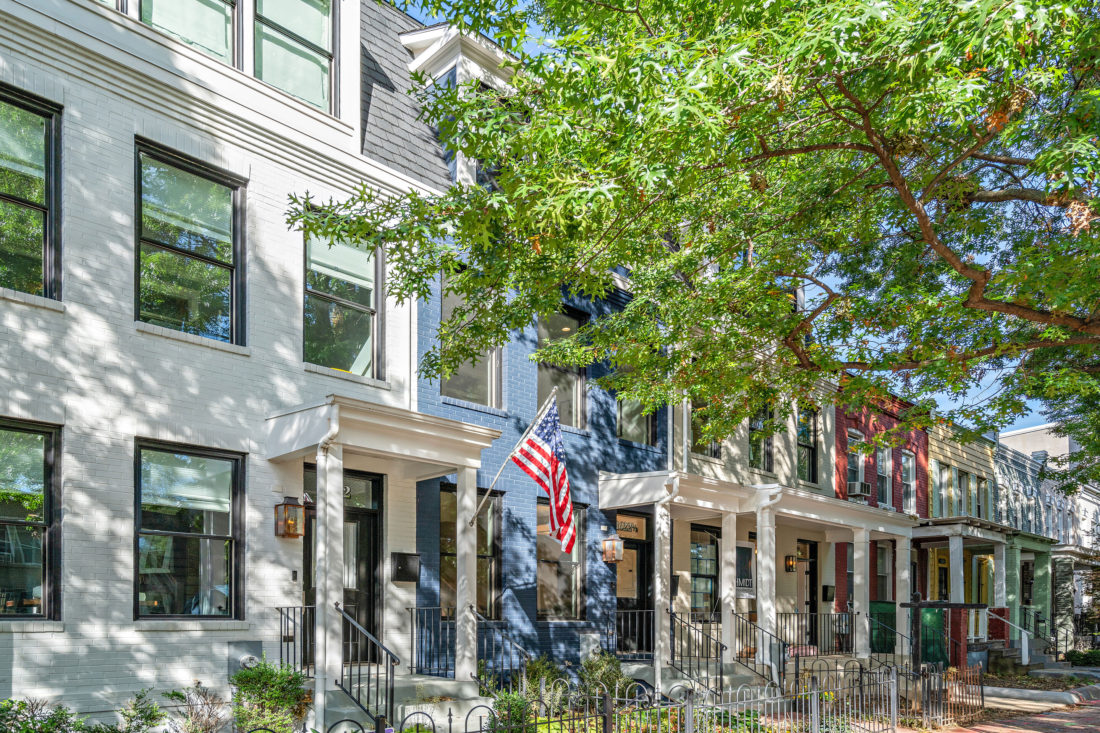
(602, 535, 625, 563)
(274, 496, 305, 538)
(785, 555, 798, 573)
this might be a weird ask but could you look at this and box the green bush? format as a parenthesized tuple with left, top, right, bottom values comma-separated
(229, 659, 311, 733)
(1066, 649, 1100, 666)
(578, 650, 632, 699)
(0, 691, 163, 733)
(490, 691, 533, 733)
(163, 681, 227, 733)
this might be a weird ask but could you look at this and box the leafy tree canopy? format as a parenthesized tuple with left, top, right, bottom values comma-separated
(289, 0, 1100, 488)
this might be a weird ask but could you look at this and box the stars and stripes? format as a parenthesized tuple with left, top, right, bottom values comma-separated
(509, 399, 576, 554)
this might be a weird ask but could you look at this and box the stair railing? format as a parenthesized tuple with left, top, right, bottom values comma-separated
(727, 612, 788, 687)
(471, 605, 530, 694)
(986, 608, 1030, 665)
(668, 609, 727, 694)
(335, 602, 399, 729)
(604, 609, 655, 662)
(277, 605, 315, 677)
(867, 615, 912, 673)
(407, 606, 456, 677)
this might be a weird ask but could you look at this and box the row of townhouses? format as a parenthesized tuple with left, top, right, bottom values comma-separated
(1, 0, 1098, 727)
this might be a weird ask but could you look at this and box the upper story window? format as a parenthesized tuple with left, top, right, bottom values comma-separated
(958, 470, 971, 516)
(304, 237, 380, 377)
(975, 476, 988, 520)
(0, 420, 60, 619)
(690, 399, 721, 459)
(137, 144, 245, 344)
(255, 0, 335, 111)
(796, 408, 818, 483)
(901, 451, 916, 514)
(939, 464, 955, 516)
(536, 500, 585, 619)
(618, 394, 656, 446)
(140, 0, 236, 64)
(847, 430, 865, 492)
(441, 274, 501, 407)
(0, 86, 61, 300)
(439, 486, 500, 619)
(748, 407, 774, 472)
(537, 310, 587, 429)
(876, 446, 892, 507)
(135, 443, 242, 618)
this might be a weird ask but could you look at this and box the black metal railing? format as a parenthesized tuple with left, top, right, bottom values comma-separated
(473, 605, 530, 693)
(729, 612, 787, 686)
(921, 621, 965, 667)
(669, 609, 726, 694)
(777, 612, 854, 657)
(868, 615, 912, 671)
(277, 605, 315, 677)
(604, 609, 655, 662)
(1019, 607, 1050, 646)
(408, 606, 456, 677)
(335, 602, 398, 729)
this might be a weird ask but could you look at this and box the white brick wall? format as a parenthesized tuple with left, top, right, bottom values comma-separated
(0, 0, 436, 715)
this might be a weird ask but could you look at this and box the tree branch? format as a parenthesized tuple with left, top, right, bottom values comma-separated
(840, 335, 1100, 372)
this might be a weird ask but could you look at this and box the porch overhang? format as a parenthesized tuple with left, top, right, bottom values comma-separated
(912, 517, 1010, 544)
(1052, 544, 1100, 567)
(598, 470, 749, 513)
(770, 486, 918, 536)
(264, 394, 501, 479)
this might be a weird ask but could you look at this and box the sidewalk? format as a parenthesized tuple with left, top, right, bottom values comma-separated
(930, 699, 1100, 732)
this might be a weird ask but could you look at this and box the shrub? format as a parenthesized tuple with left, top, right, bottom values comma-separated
(490, 691, 533, 733)
(578, 650, 632, 700)
(229, 659, 311, 733)
(163, 681, 227, 733)
(0, 699, 89, 733)
(115, 690, 165, 733)
(1066, 649, 1100, 667)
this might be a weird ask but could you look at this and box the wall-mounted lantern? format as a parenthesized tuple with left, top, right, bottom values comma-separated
(784, 555, 798, 573)
(274, 496, 305, 538)
(602, 535, 625, 563)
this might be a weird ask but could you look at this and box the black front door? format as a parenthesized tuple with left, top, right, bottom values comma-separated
(615, 512, 653, 655)
(304, 467, 383, 662)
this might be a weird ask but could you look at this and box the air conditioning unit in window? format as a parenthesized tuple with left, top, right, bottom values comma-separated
(847, 482, 872, 498)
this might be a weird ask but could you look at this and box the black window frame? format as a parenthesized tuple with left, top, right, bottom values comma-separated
(689, 524, 721, 620)
(254, 0, 339, 114)
(0, 418, 62, 620)
(302, 232, 385, 379)
(535, 498, 587, 621)
(690, 399, 722, 459)
(134, 139, 247, 346)
(138, 0, 241, 68)
(536, 307, 588, 430)
(0, 83, 63, 301)
(796, 408, 818, 484)
(133, 440, 245, 620)
(748, 406, 774, 473)
(438, 484, 503, 620)
(439, 271, 501, 408)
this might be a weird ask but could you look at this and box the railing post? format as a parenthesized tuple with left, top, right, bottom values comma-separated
(889, 666, 898, 731)
(601, 688, 613, 733)
(810, 676, 821, 733)
(685, 689, 695, 733)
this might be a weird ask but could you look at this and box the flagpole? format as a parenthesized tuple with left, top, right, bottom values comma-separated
(467, 386, 558, 527)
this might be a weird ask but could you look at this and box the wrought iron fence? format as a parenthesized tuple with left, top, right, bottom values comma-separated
(603, 609, 655, 662)
(409, 606, 456, 677)
(277, 605, 315, 677)
(776, 612, 854, 657)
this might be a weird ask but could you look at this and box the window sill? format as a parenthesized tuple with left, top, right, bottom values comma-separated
(798, 480, 824, 492)
(135, 619, 251, 632)
(618, 438, 661, 453)
(749, 467, 778, 478)
(136, 321, 251, 356)
(441, 396, 508, 418)
(0, 620, 63, 633)
(305, 362, 390, 389)
(561, 425, 590, 437)
(689, 452, 724, 464)
(0, 287, 65, 313)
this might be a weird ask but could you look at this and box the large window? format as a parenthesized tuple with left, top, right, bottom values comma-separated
(140, 0, 236, 64)
(748, 407, 774, 472)
(958, 471, 970, 517)
(536, 500, 585, 619)
(875, 545, 892, 601)
(901, 451, 916, 514)
(876, 446, 892, 507)
(304, 237, 379, 376)
(137, 145, 244, 344)
(537, 310, 587, 429)
(0, 421, 59, 619)
(618, 398, 655, 446)
(135, 444, 241, 618)
(440, 275, 500, 406)
(0, 87, 61, 300)
(438, 487, 500, 619)
(255, 0, 335, 111)
(796, 409, 818, 483)
(690, 399, 721, 458)
(690, 527, 720, 619)
(847, 430, 864, 496)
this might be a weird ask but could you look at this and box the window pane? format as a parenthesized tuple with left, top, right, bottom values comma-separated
(797, 444, 814, 482)
(618, 399, 651, 444)
(140, 0, 233, 63)
(538, 365, 581, 428)
(536, 503, 583, 618)
(439, 491, 456, 555)
(140, 155, 234, 263)
(137, 535, 230, 615)
(306, 238, 374, 307)
(140, 449, 232, 534)
(0, 200, 44, 297)
(0, 525, 43, 615)
(0, 100, 46, 204)
(257, 0, 332, 49)
(139, 244, 232, 341)
(0, 427, 46, 523)
(537, 311, 582, 345)
(441, 286, 494, 406)
(256, 23, 331, 110)
(304, 292, 374, 375)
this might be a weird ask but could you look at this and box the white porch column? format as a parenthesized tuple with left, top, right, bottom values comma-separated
(949, 534, 965, 603)
(756, 508, 777, 638)
(653, 500, 673, 694)
(720, 511, 738, 655)
(895, 537, 911, 655)
(455, 466, 478, 682)
(993, 542, 1007, 607)
(315, 443, 343, 728)
(852, 528, 871, 658)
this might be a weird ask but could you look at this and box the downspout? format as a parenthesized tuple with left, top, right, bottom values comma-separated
(312, 406, 339, 730)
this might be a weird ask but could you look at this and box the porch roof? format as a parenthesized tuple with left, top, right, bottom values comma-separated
(264, 394, 501, 480)
(598, 470, 751, 513)
(912, 516, 1011, 544)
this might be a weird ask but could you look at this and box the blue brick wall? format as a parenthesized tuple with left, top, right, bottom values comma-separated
(415, 280, 667, 665)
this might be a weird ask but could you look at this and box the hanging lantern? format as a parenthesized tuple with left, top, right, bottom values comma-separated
(602, 535, 625, 563)
(274, 496, 305, 538)
(785, 555, 798, 573)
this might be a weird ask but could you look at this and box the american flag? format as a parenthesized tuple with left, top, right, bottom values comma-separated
(510, 399, 576, 553)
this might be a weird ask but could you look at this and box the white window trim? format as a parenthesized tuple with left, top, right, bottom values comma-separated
(847, 430, 865, 484)
(901, 450, 916, 514)
(876, 446, 892, 508)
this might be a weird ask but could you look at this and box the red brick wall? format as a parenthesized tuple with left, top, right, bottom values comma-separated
(834, 403, 929, 518)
